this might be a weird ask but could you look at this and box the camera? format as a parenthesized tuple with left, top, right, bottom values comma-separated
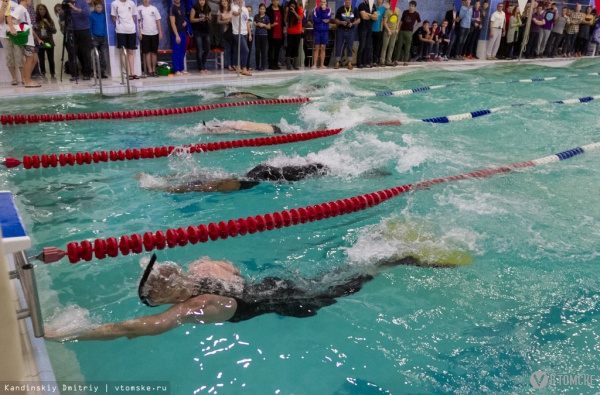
(61, 0, 72, 12)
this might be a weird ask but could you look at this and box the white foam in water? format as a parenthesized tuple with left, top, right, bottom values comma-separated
(194, 90, 220, 101)
(260, 132, 407, 179)
(393, 134, 452, 174)
(44, 305, 101, 342)
(300, 97, 410, 131)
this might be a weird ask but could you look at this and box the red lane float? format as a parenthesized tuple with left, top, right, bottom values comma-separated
(4, 129, 343, 169)
(0, 98, 311, 126)
(39, 159, 538, 264)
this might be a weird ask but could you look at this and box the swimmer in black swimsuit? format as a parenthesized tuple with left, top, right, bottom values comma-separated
(138, 162, 329, 193)
(44, 253, 459, 341)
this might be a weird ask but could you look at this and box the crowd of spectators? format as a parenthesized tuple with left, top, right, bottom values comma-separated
(1, 0, 599, 85)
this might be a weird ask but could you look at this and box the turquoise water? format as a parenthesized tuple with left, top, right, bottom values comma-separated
(1, 60, 599, 394)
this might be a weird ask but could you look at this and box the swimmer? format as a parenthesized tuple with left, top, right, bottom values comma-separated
(138, 162, 329, 193)
(44, 253, 456, 341)
(224, 91, 265, 99)
(201, 118, 402, 135)
(202, 120, 284, 134)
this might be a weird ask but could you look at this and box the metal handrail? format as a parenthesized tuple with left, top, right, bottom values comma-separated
(119, 47, 131, 94)
(91, 47, 103, 95)
(11, 251, 44, 338)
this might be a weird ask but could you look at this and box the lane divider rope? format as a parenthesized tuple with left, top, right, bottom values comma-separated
(38, 141, 600, 264)
(3, 129, 343, 170)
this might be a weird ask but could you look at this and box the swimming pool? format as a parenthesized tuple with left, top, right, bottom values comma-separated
(1, 60, 599, 394)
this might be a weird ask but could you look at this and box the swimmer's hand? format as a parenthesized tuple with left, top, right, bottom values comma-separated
(133, 172, 144, 180)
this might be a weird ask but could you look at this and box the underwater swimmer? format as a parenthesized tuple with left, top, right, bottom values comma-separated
(138, 162, 329, 193)
(44, 252, 462, 341)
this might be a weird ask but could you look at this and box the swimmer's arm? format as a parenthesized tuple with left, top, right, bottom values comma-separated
(44, 296, 237, 341)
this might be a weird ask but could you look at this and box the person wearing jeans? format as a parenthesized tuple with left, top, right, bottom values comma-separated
(190, 0, 211, 73)
(231, 0, 252, 75)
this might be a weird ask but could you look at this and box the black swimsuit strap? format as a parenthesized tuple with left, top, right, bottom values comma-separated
(138, 253, 159, 307)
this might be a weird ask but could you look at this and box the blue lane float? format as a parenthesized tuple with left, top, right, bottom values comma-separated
(421, 95, 600, 124)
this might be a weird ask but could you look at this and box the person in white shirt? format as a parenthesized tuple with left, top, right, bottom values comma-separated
(231, 0, 252, 76)
(111, 0, 139, 78)
(486, 2, 505, 59)
(6, 0, 42, 87)
(138, 0, 162, 77)
(0, 0, 25, 85)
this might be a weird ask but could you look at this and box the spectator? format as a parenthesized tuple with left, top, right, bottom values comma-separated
(576, 5, 594, 57)
(169, 0, 188, 75)
(217, 0, 234, 71)
(443, 2, 457, 58)
(538, 2, 556, 57)
(333, 0, 359, 70)
(265, 0, 283, 69)
(566, 4, 583, 56)
(190, 0, 211, 74)
(380, 0, 400, 66)
(34, 4, 57, 78)
(66, 0, 92, 80)
(545, 5, 567, 57)
(356, 0, 378, 68)
(464, 0, 482, 59)
(7, 0, 41, 87)
(486, 2, 504, 60)
(231, 0, 251, 75)
(311, 0, 331, 69)
(414, 19, 434, 61)
(111, 0, 138, 78)
(525, 4, 544, 58)
(138, 0, 162, 77)
(438, 19, 451, 60)
(90, 0, 109, 78)
(397, 0, 420, 66)
(506, 5, 521, 59)
(253, 3, 270, 70)
(372, 0, 385, 66)
(454, 0, 472, 59)
(284, 0, 302, 70)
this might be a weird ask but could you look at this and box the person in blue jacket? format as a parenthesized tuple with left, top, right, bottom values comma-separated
(311, 0, 332, 68)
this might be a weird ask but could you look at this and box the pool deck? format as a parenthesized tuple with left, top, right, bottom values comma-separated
(0, 56, 594, 98)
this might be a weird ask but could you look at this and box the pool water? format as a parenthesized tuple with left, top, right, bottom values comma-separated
(1, 60, 599, 394)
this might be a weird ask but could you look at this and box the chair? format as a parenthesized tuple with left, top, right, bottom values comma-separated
(208, 48, 225, 71)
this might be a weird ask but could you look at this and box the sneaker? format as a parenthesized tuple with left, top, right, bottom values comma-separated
(467, 55, 474, 60)
(348, 63, 353, 70)
(442, 56, 449, 61)
(486, 56, 493, 60)
(82, 76, 91, 81)
(403, 62, 408, 66)
(334, 61, 340, 69)
(426, 56, 433, 62)
(473, 55, 479, 59)
(101, 74, 109, 79)
(392, 61, 398, 66)
(435, 56, 441, 61)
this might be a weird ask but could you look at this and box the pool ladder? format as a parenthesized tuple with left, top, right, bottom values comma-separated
(8, 251, 44, 337)
(119, 47, 132, 95)
(91, 47, 103, 95)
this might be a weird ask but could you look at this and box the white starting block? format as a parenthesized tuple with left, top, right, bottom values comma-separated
(0, 191, 31, 254)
